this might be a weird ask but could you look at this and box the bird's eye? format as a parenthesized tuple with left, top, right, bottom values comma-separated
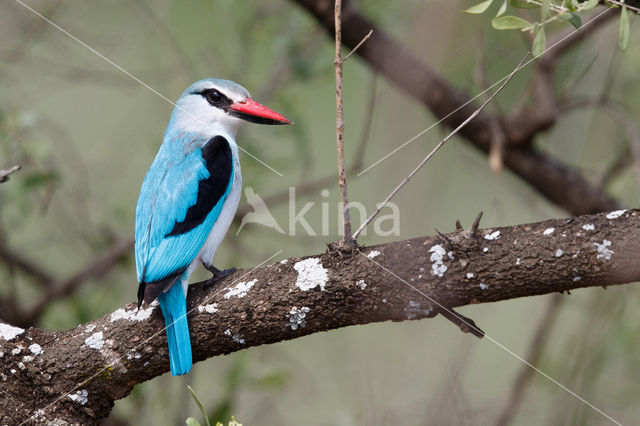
(207, 90, 223, 104)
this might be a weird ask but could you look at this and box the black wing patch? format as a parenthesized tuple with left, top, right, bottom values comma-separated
(166, 136, 233, 237)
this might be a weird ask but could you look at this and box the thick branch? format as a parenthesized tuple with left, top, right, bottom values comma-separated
(2, 209, 639, 424)
(292, 0, 620, 215)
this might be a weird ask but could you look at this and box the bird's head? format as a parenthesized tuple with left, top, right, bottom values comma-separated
(170, 78, 292, 138)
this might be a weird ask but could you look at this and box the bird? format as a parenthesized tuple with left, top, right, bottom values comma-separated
(235, 186, 285, 235)
(135, 78, 291, 376)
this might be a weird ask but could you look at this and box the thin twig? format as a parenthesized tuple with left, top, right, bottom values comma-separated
(561, 96, 640, 202)
(494, 294, 564, 426)
(334, 0, 354, 246)
(469, 211, 484, 238)
(234, 75, 378, 224)
(342, 29, 373, 62)
(474, 44, 506, 172)
(352, 55, 529, 240)
(0, 243, 52, 286)
(608, 0, 640, 14)
(23, 238, 134, 323)
(0, 165, 21, 183)
(234, 76, 377, 230)
(438, 307, 485, 339)
(434, 228, 452, 247)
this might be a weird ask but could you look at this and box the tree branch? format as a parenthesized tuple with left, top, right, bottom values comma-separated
(292, 0, 621, 215)
(0, 165, 20, 183)
(2, 209, 639, 424)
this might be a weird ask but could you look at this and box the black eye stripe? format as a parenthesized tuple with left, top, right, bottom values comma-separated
(192, 88, 233, 110)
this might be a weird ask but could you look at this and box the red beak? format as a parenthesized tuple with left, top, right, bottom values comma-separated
(229, 99, 292, 125)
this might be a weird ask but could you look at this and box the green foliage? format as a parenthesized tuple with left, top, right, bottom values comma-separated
(492, 15, 532, 29)
(184, 355, 288, 425)
(464, 0, 631, 57)
(187, 386, 211, 426)
(532, 27, 546, 56)
(463, 0, 495, 14)
(619, 2, 630, 49)
(186, 386, 244, 426)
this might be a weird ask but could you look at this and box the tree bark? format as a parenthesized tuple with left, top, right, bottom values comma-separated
(1, 209, 639, 424)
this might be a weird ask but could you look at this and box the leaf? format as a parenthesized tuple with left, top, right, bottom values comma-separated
(532, 27, 546, 57)
(186, 419, 202, 426)
(509, 0, 537, 8)
(496, 0, 508, 17)
(492, 15, 533, 30)
(619, 3, 630, 50)
(188, 386, 211, 426)
(561, 11, 582, 29)
(541, 0, 551, 19)
(464, 0, 494, 14)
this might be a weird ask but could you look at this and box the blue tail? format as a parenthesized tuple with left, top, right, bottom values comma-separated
(157, 283, 192, 376)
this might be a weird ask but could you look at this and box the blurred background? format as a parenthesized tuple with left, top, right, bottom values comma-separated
(1, 0, 639, 424)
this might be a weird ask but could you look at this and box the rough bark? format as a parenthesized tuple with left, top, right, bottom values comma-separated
(1, 209, 639, 424)
(292, 0, 621, 215)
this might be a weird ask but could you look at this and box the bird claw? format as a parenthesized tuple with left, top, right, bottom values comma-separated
(204, 265, 236, 283)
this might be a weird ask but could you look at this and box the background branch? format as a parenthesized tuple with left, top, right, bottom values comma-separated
(0, 165, 20, 183)
(293, 0, 621, 215)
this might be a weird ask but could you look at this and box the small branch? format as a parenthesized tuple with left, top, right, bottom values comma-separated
(494, 294, 564, 426)
(474, 44, 506, 172)
(22, 238, 134, 325)
(234, 73, 378, 225)
(334, 0, 354, 246)
(608, 0, 640, 14)
(561, 96, 640, 201)
(352, 56, 528, 239)
(434, 228, 452, 247)
(0, 165, 20, 183)
(542, 7, 618, 65)
(0, 238, 133, 327)
(469, 211, 484, 238)
(342, 29, 372, 61)
(0, 243, 53, 286)
(437, 307, 485, 338)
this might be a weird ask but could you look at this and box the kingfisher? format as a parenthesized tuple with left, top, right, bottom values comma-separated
(135, 79, 291, 376)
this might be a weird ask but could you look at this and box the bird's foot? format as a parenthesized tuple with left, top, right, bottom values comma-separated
(204, 265, 236, 283)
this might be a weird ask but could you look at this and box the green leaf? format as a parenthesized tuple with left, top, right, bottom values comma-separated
(532, 27, 546, 57)
(561, 11, 582, 29)
(496, 0, 508, 17)
(464, 0, 494, 14)
(582, 0, 600, 10)
(619, 3, 630, 50)
(188, 386, 211, 426)
(541, 0, 551, 19)
(492, 15, 533, 30)
(186, 419, 202, 426)
(509, 0, 537, 8)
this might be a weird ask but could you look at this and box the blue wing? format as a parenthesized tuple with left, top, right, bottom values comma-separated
(135, 136, 234, 285)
